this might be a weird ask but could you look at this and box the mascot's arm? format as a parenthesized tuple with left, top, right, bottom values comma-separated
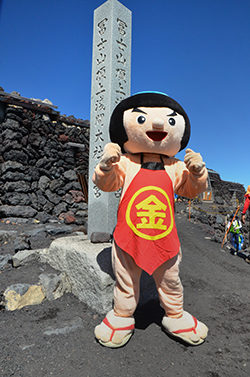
(92, 143, 126, 192)
(174, 149, 207, 198)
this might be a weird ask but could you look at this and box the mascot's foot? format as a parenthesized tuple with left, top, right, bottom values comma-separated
(162, 311, 208, 346)
(94, 310, 135, 348)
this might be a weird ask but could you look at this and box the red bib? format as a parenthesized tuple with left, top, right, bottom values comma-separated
(113, 162, 180, 275)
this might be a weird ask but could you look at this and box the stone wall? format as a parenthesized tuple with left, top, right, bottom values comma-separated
(208, 170, 245, 205)
(0, 103, 89, 225)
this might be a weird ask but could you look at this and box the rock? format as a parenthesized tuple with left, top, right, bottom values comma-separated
(36, 190, 47, 206)
(46, 235, 158, 315)
(69, 190, 85, 203)
(64, 181, 81, 192)
(14, 234, 31, 253)
(27, 166, 40, 181)
(43, 317, 83, 336)
(216, 214, 225, 225)
(73, 226, 87, 235)
(2, 217, 30, 224)
(199, 224, 215, 237)
(12, 249, 41, 267)
(39, 272, 71, 301)
(0, 229, 18, 243)
(42, 114, 50, 122)
(45, 225, 73, 236)
(49, 179, 64, 193)
(1, 171, 32, 182)
(63, 170, 77, 182)
(0, 160, 25, 174)
(3, 149, 29, 164)
(211, 229, 224, 243)
(0, 205, 37, 218)
(58, 134, 69, 143)
(45, 189, 61, 205)
(196, 212, 209, 224)
(3, 192, 31, 206)
(65, 214, 76, 224)
(2, 128, 23, 141)
(28, 132, 43, 147)
(10, 91, 20, 96)
(28, 228, 47, 248)
(3, 181, 31, 193)
(61, 193, 74, 205)
(53, 202, 68, 216)
(0, 254, 13, 271)
(90, 232, 112, 243)
(42, 98, 53, 105)
(44, 201, 54, 214)
(4, 284, 45, 310)
(214, 196, 224, 205)
(36, 156, 48, 168)
(46, 235, 114, 314)
(35, 212, 52, 223)
(75, 216, 87, 226)
(38, 176, 50, 192)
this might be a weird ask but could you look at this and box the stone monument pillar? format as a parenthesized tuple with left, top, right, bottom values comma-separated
(88, 0, 131, 237)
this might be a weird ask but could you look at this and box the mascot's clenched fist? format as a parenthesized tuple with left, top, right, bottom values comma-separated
(98, 143, 121, 171)
(93, 92, 208, 348)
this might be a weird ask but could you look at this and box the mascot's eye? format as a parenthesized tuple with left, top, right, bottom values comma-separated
(168, 118, 176, 126)
(137, 115, 146, 124)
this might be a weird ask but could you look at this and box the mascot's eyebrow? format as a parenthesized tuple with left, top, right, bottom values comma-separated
(167, 111, 177, 117)
(131, 108, 147, 114)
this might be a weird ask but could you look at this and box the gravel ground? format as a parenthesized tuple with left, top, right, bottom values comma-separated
(1, 206, 250, 377)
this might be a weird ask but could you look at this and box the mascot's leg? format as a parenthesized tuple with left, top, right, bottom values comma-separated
(153, 250, 208, 346)
(94, 242, 141, 348)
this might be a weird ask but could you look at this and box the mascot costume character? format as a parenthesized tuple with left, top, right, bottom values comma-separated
(93, 92, 209, 348)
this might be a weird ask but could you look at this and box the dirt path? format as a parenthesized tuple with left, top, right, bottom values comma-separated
(1, 208, 250, 377)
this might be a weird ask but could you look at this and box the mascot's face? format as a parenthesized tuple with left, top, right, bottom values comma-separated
(123, 106, 186, 156)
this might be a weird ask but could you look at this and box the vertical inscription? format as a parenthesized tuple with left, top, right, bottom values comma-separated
(91, 13, 130, 198)
(92, 17, 109, 198)
(115, 18, 128, 104)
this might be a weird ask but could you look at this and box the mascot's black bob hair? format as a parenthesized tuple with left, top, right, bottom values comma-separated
(109, 92, 190, 153)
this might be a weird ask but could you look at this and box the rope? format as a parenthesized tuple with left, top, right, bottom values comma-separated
(190, 204, 231, 216)
(187, 197, 243, 216)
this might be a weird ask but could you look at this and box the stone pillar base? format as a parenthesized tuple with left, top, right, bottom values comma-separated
(46, 234, 158, 315)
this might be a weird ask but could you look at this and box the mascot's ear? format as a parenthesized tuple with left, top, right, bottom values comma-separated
(109, 101, 129, 153)
(180, 119, 190, 152)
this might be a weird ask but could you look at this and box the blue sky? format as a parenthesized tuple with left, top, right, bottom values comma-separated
(0, 0, 249, 190)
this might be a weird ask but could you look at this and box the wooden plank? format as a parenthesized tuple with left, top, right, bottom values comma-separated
(0, 90, 58, 108)
(58, 115, 90, 127)
(0, 97, 59, 116)
(77, 174, 88, 204)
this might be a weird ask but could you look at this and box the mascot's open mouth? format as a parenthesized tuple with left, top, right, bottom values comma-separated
(146, 131, 168, 141)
